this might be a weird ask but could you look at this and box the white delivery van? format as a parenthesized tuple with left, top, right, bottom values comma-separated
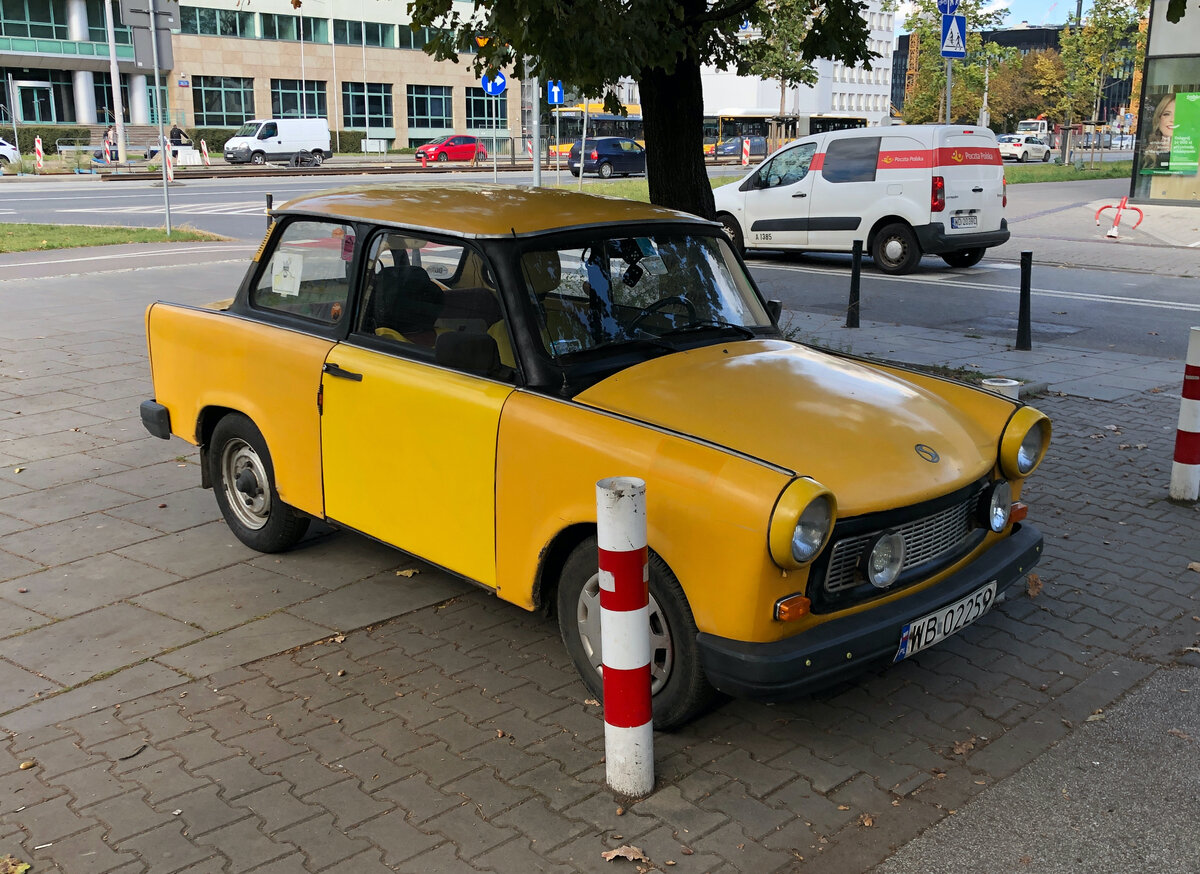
(223, 118, 331, 165)
(714, 125, 1009, 274)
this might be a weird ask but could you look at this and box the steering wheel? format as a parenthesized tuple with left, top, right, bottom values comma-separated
(628, 295, 698, 333)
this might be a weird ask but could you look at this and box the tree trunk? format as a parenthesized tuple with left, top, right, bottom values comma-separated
(639, 56, 716, 220)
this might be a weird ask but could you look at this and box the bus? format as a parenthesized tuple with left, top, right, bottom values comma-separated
(548, 102, 643, 154)
(703, 111, 868, 154)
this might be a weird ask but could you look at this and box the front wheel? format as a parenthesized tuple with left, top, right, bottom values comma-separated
(598, 161, 614, 179)
(872, 222, 921, 275)
(556, 538, 720, 731)
(250, 151, 266, 165)
(436, 152, 449, 163)
(209, 413, 310, 553)
(312, 151, 324, 166)
(717, 212, 745, 256)
(1041, 150, 1051, 162)
(941, 247, 986, 269)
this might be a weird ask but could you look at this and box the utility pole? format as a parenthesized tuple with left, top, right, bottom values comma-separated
(104, 0, 128, 162)
(1062, 0, 1084, 163)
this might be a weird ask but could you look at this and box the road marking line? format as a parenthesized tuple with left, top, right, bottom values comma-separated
(6, 245, 256, 268)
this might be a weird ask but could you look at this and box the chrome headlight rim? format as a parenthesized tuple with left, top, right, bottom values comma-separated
(859, 529, 906, 589)
(1000, 408, 1050, 480)
(978, 479, 1013, 533)
(769, 478, 837, 570)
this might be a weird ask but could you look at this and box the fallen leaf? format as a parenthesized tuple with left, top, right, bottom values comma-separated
(1188, 563, 1200, 574)
(0, 855, 31, 874)
(1085, 714, 1105, 722)
(952, 737, 977, 755)
(1026, 573, 1043, 598)
(1168, 728, 1193, 741)
(837, 804, 850, 811)
(615, 806, 624, 815)
(1104, 425, 1120, 432)
(858, 813, 874, 827)
(12, 467, 23, 474)
(336, 669, 346, 677)
(396, 569, 419, 577)
(584, 698, 601, 707)
(18, 761, 35, 770)
(497, 729, 506, 738)
(680, 848, 694, 856)
(601, 845, 650, 864)
(1183, 647, 1200, 654)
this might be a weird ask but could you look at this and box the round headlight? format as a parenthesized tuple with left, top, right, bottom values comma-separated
(1000, 408, 1050, 479)
(791, 495, 833, 564)
(1016, 424, 1045, 475)
(860, 530, 906, 588)
(980, 479, 1013, 532)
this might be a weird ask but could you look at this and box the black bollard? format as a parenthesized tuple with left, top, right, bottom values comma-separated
(265, 193, 273, 230)
(1016, 251, 1032, 350)
(846, 239, 863, 328)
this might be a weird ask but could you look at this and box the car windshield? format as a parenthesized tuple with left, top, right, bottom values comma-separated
(234, 122, 261, 137)
(425, 136, 451, 146)
(516, 230, 771, 363)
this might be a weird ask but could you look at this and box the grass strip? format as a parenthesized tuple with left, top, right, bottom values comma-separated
(0, 223, 224, 253)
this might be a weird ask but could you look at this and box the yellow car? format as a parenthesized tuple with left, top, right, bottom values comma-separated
(141, 184, 1049, 729)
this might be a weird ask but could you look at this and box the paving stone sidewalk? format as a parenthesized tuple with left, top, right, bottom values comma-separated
(1, 251, 1198, 873)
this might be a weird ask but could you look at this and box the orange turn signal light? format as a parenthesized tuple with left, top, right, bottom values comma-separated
(774, 594, 811, 622)
(1010, 501, 1028, 523)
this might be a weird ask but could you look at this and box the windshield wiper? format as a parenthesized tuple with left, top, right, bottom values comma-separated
(657, 320, 757, 341)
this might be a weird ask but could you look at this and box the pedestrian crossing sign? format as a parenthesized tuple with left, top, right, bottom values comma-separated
(941, 14, 966, 58)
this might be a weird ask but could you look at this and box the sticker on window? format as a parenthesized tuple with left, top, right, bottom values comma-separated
(272, 253, 302, 297)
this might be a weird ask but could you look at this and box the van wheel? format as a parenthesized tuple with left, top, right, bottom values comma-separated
(941, 248, 985, 269)
(717, 213, 745, 256)
(556, 538, 720, 731)
(872, 223, 921, 274)
(209, 413, 310, 553)
(598, 161, 614, 179)
(312, 151, 324, 166)
(251, 151, 266, 165)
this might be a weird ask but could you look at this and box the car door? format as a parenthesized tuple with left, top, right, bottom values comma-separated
(320, 229, 515, 587)
(258, 122, 281, 159)
(739, 140, 819, 248)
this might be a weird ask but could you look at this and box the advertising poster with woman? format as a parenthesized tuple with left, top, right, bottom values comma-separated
(1141, 92, 1200, 174)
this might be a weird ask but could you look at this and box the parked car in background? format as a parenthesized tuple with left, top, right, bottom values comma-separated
(716, 136, 768, 158)
(715, 124, 1011, 273)
(140, 183, 1049, 729)
(415, 135, 487, 163)
(568, 137, 646, 178)
(997, 134, 1051, 163)
(0, 136, 19, 165)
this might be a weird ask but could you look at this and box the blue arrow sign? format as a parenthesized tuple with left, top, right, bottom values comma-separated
(547, 80, 565, 106)
(481, 71, 507, 96)
(940, 14, 966, 59)
(936, 0, 959, 14)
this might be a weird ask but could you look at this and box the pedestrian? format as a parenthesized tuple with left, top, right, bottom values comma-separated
(104, 125, 116, 145)
(169, 124, 190, 147)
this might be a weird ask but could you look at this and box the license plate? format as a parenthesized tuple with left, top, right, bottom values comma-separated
(951, 215, 978, 229)
(894, 581, 996, 661)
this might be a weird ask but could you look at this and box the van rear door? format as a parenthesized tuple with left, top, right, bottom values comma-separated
(936, 129, 1005, 239)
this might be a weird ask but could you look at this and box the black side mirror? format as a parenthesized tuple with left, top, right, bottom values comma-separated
(766, 299, 783, 323)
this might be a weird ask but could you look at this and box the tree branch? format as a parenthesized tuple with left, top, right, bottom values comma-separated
(692, 0, 759, 26)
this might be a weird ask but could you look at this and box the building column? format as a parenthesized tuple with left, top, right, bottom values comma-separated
(72, 70, 98, 124)
(130, 74, 150, 124)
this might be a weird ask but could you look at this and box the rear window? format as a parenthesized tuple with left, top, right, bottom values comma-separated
(822, 136, 880, 183)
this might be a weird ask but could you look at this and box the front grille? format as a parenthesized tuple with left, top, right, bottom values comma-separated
(823, 483, 986, 595)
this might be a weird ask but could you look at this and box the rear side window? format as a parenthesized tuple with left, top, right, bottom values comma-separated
(822, 136, 880, 183)
(251, 220, 355, 324)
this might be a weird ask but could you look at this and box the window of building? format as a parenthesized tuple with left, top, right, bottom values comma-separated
(465, 87, 506, 128)
(85, 0, 131, 42)
(93, 72, 130, 125)
(272, 79, 327, 118)
(407, 84, 452, 128)
(342, 82, 393, 129)
(178, 5, 254, 37)
(397, 24, 430, 50)
(192, 76, 254, 127)
(260, 12, 327, 42)
(2, 0, 68, 39)
(332, 19, 394, 47)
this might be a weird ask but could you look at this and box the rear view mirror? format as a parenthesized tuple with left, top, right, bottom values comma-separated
(766, 299, 783, 323)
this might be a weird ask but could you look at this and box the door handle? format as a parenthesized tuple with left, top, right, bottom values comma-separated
(792, 192, 807, 198)
(972, 186, 984, 193)
(323, 362, 362, 381)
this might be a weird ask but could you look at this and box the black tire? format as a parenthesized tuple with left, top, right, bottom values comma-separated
(1041, 150, 1050, 162)
(941, 247, 986, 269)
(1020, 151, 1029, 163)
(436, 152, 449, 162)
(312, 151, 324, 166)
(209, 413, 309, 553)
(871, 222, 921, 275)
(598, 161, 614, 179)
(251, 151, 266, 165)
(717, 212, 745, 256)
(556, 538, 720, 731)
(570, 168, 580, 177)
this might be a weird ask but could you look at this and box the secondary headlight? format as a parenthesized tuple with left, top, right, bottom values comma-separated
(860, 530, 905, 588)
(999, 407, 1051, 479)
(978, 479, 1013, 532)
(769, 478, 836, 569)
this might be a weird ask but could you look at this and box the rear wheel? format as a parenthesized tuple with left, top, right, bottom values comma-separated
(872, 222, 921, 275)
(598, 161, 614, 179)
(941, 247, 986, 269)
(1020, 151, 1029, 163)
(717, 212, 745, 256)
(556, 538, 720, 731)
(209, 413, 309, 553)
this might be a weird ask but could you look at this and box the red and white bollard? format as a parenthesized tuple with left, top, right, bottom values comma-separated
(741, 136, 750, 166)
(596, 476, 654, 798)
(527, 139, 534, 163)
(1170, 327, 1200, 502)
(165, 144, 175, 183)
(34, 136, 44, 171)
(102, 140, 113, 164)
(1094, 195, 1143, 239)
(200, 139, 211, 166)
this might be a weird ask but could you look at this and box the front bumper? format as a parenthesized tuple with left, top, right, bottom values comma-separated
(697, 522, 1042, 700)
(914, 218, 1010, 254)
(140, 400, 172, 440)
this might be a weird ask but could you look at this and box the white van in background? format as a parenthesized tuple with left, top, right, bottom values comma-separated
(714, 125, 1010, 274)
(223, 118, 331, 165)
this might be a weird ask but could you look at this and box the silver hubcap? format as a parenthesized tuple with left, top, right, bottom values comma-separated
(576, 572, 674, 694)
(221, 439, 270, 530)
(883, 237, 906, 263)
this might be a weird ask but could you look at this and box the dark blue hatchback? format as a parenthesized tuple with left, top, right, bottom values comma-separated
(567, 137, 647, 178)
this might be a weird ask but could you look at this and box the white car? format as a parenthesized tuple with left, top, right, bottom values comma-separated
(0, 137, 18, 165)
(998, 134, 1050, 163)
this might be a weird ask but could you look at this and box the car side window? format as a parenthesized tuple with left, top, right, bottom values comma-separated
(822, 136, 880, 184)
(259, 123, 277, 139)
(755, 142, 817, 189)
(251, 220, 354, 324)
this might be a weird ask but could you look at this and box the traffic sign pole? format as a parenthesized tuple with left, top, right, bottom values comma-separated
(946, 60, 952, 123)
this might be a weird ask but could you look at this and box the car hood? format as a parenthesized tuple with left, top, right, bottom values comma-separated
(574, 339, 1002, 514)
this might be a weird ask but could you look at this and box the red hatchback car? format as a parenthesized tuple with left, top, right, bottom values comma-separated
(415, 135, 487, 162)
